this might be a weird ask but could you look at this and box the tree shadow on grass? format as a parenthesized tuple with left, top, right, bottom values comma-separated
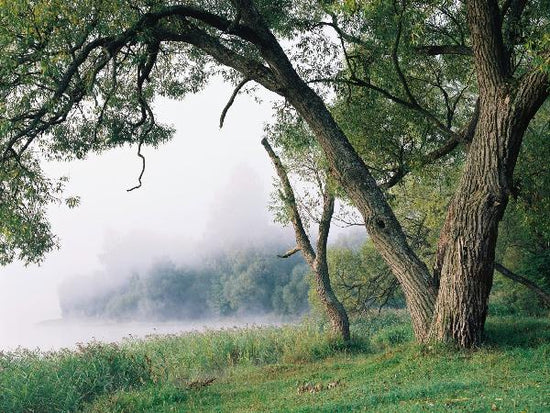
(483, 317, 550, 349)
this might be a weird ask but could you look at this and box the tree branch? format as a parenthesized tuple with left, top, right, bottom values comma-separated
(127, 139, 146, 192)
(277, 246, 301, 258)
(152, 23, 282, 95)
(315, 188, 335, 266)
(415, 45, 473, 56)
(495, 263, 550, 306)
(261, 137, 316, 265)
(219, 77, 250, 128)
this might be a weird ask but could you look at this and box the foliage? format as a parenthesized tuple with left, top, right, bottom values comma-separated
(492, 102, 550, 314)
(322, 241, 403, 315)
(59, 245, 309, 320)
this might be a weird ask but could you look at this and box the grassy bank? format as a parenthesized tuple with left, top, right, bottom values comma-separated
(1, 313, 548, 412)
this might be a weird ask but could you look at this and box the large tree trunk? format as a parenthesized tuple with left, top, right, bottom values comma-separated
(428, 0, 549, 347)
(431, 95, 511, 347)
(431, 73, 548, 347)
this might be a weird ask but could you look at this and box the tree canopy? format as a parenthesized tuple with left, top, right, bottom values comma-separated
(0, 0, 548, 347)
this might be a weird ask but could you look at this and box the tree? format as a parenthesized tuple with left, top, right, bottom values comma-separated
(262, 135, 350, 341)
(0, 0, 547, 347)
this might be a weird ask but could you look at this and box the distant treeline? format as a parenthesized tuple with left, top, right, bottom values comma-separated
(59, 246, 309, 320)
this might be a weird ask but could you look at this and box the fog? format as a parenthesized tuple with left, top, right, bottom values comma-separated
(0, 79, 363, 351)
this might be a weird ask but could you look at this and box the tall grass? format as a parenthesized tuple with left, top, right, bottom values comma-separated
(0, 342, 152, 413)
(0, 319, 354, 412)
(1, 312, 546, 413)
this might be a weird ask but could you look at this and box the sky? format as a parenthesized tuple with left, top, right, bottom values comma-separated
(0, 79, 292, 328)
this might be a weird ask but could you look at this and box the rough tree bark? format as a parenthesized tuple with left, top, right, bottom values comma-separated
(429, 0, 549, 347)
(262, 138, 350, 342)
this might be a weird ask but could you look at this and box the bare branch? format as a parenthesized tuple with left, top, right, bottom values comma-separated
(277, 246, 301, 258)
(127, 140, 146, 192)
(219, 77, 250, 128)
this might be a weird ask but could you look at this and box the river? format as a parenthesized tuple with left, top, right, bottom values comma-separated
(0, 317, 283, 352)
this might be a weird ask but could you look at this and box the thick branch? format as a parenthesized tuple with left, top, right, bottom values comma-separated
(153, 23, 282, 95)
(495, 263, 550, 306)
(415, 45, 473, 56)
(467, 0, 510, 90)
(261, 137, 316, 265)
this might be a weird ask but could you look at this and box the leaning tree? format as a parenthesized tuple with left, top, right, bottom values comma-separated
(0, 0, 547, 347)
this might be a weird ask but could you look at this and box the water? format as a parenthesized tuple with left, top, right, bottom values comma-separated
(0, 317, 282, 352)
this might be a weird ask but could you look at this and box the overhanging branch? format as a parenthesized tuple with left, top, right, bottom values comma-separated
(495, 263, 550, 306)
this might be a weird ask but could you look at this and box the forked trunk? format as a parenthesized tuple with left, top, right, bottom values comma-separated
(314, 256, 350, 341)
(262, 138, 351, 342)
(431, 76, 547, 347)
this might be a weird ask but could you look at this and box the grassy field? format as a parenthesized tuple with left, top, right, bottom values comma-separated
(1, 313, 548, 412)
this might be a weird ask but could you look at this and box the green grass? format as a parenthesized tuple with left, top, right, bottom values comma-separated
(1, 313, 549, 412)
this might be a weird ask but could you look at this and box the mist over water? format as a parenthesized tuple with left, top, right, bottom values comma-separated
(1, 318, 285, 352)
(0, 79, 364, 352)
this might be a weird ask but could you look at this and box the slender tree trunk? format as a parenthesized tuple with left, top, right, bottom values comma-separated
(314, 259, 351, 341)
(262, 138, 350, 341)
(315, 191, 350, 341)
